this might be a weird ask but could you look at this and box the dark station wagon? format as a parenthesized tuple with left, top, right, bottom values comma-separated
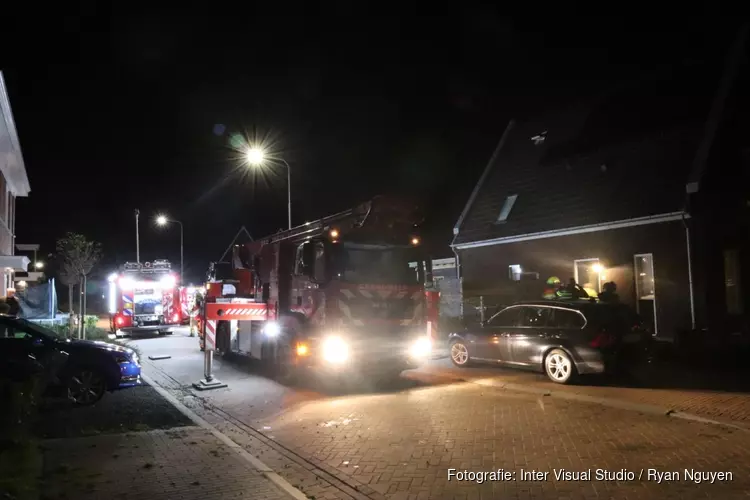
(448, 300, 651, 384)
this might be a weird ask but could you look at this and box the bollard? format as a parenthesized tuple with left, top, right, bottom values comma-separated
(193, 315, 227, 391)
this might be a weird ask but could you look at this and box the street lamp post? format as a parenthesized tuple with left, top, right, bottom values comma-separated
(245, 147, 292, 230)
(156, 215, 184, 280)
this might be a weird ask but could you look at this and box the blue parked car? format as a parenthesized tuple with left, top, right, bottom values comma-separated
(0, 315, 141, 405)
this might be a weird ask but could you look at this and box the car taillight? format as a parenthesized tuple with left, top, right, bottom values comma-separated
(590, 332, 616, 349)
(173, 313, 180, 323)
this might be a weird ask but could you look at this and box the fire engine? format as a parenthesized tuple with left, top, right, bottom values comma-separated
(198, 195, 440, 380)
(107, 260, 181, 337)
(176, 286, 203, 325)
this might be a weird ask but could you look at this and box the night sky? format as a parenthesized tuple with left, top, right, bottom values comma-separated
(0, 10, 736, 283)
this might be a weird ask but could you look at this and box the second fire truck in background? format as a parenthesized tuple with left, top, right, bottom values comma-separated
(108, 260, 181, 337)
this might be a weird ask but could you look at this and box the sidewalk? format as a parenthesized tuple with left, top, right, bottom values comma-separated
(40, 426, 293, 500)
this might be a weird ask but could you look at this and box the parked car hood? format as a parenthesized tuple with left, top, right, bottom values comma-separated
(55, 338, 134, 356)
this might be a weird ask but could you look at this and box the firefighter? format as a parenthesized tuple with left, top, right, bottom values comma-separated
(543, 276, 561, 299)
(599, 281, 620, 303)
(194, 292, 205, 350)
(557, 278, 589, 300)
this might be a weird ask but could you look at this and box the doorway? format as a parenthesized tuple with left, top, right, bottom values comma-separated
(634, 253, 657, 335)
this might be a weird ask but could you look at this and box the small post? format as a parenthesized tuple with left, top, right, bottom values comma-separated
(193, 304, 227, 391)
(479, 295, 485, 323)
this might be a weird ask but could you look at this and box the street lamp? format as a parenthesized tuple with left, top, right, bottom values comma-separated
(34, 261, 44, 270)
(156, 214, 184, 281)
(245, 146, 292, 230)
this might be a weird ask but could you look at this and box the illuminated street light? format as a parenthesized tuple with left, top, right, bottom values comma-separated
(155, 214, 184, 281)
(245, 147, 266, 166)
(244, 146, 292, 230)
(34, 261, 44, 270)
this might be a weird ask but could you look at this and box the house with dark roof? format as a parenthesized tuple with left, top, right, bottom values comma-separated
(451, 27, 750, 340)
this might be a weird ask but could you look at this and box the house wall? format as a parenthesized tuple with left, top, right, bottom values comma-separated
(1, 72, 31, 297)
(457, 220, 692, 339)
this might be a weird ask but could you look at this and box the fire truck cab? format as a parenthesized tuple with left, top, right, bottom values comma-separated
(108, 260, 181, 337)
(200, 195, 439, 381)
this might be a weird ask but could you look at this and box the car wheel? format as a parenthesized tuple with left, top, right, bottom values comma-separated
(450, 340, 471, 367)
(544, 349, 577, 384)
(67, 367, 107, 405)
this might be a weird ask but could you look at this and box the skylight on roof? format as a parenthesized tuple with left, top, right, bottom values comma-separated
(496, 194, 518, 223)
(531, 131, 547, 145)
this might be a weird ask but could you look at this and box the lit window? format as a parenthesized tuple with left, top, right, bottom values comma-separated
(496, 194, 518, 223)
(509, 265, 522, 281)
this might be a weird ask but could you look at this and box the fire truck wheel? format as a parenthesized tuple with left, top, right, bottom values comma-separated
(274, 343, 297, 384)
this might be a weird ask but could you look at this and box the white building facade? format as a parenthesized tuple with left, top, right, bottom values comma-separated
(0, 71, 31, 296)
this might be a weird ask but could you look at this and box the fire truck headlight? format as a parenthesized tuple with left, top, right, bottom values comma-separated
(264, 322, 281, 337)
(107, 273, 118, 282)
(322, 336, 349, 364)
(409, 336, 432, 358)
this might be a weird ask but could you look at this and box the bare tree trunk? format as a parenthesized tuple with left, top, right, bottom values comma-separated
(68, 284, 75, 335)
(78, 277, 84, 339)
(82, 275, 88, 340)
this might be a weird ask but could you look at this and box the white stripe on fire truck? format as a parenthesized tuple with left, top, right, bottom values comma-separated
(222, 308, 266, 316)
(340, 289, 355, 299)
(338, 300, 364, 327)
(359, 289, 373, 299)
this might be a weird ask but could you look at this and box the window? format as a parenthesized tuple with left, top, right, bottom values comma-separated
(496, 194, 518, 223)
(0, 172, 6, 224)
(7, 193, 14, 234)
(517, 307, 551, 327)
(486, 307, 521, 327)
(508, 264, 522, 281)
(549, 308, 585, 329)
(724, 249, 743, 315)
(574, 258, 603, 295)
(313, 242, 326, 282)
(634, 253, 658, 334)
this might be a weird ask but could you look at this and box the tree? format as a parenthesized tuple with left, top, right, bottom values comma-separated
(55, 233, 101, 339)
(57, 259, 77, 323)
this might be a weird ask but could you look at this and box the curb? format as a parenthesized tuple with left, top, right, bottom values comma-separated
(142, 373, 308, 500)
(445, 374, 750, 433)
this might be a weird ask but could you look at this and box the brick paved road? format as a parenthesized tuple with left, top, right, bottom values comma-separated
(40, 426, 290, 500)
(131, 330, 750, 499)
(261, 381, 750, 499)
(409, 359, 750, 428)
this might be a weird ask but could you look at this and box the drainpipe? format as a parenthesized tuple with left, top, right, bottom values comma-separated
(452, 248, 462, 318)
(682, 212, 697, 330)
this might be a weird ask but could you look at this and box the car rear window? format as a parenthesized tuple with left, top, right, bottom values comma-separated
(549, 308, 586, 329)
(581, 304, 641, 331)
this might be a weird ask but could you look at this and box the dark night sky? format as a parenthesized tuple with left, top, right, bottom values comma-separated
(0, 9, 736, 283)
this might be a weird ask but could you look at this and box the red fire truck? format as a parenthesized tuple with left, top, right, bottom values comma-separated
(176, 286, 202, 325)
(197, 195, 439, 380)
(107, 260, 181, 337)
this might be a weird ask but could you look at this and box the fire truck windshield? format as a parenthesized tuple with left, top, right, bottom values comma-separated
(333, 242, 425, 285)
